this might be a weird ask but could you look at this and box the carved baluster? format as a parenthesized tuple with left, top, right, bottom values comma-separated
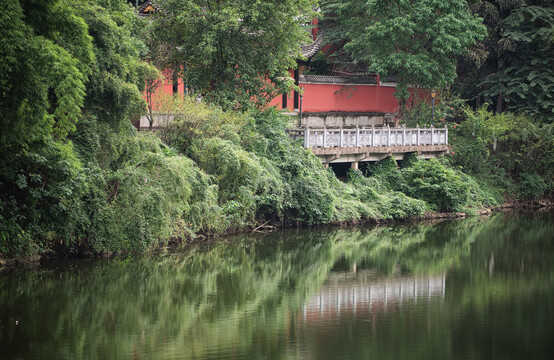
(371, 125, 375, 147)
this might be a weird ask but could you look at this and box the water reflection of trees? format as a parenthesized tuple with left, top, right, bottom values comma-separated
(0, 211, 552, 359)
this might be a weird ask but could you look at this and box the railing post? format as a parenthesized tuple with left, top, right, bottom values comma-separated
(417, 125, 420, 146)
(387, 125, 391, 146)
(339, 126, 343, 147)
(356, 125, 360, 147)
(402, 125, 406, 146)
(304, 127, 310, 148)
(445, 125, 448, 145)
(323, 127, 327, 148)
(371, 125, 375, 147)
(431, 126, 435, 145)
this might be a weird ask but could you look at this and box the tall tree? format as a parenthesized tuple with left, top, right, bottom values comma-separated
(0, 0, 94, 253)
(321, 0, 486, 117)
(0, 0, 157, 255)
(454, 0, 554, 122)
(479, 1, 553, 121)
(150, 0, 317, 110)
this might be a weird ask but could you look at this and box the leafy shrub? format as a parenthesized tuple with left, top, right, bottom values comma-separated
(449, 106, 553, 202)
(519, 173, 548, 200)
(347, 168, 428, 219)
(400, 158, 470, 212)
(0, 135, 93, 257)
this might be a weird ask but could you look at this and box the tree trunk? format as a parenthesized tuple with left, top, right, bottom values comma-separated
(496, 92, 503, 114)
(397, 98, 406, 126)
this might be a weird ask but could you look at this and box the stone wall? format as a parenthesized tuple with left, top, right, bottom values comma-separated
(300, 112, 396, 128)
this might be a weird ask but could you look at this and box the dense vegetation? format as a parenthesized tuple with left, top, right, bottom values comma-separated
(320, 0, 486, 113)
(145, 0, 318, 111)
(1, 0, 552, 258)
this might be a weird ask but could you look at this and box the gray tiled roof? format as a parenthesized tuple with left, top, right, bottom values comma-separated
(332, 64, 371, 76)
(380, 75, 399, 83)
(300, 31, 325, 59)
(300, 75, 378, 85)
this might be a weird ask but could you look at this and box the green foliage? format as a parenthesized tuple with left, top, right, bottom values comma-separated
(0, 0, 94, 256)
(455, 1, 554, 121)
(82, 133, 225, 251)
(151, 0, 317, 111)
(303, 51, 331, 75)
(400, 158, 471, 211)
(347, 168, 428, 219)
(518, 173, 549, 200)
(155, 95, 246, 156)
(449, 106, 553, 201)
(0, 139, 87, 256)
(480, 4, 554, 121)
(78, 0, 154, 126)
(4, 0, 548, 259)
(191, 137, 288, 227)
(322, 0, 486, 107)
(360, 154, 499, 212)
(0, 0, 187, 257)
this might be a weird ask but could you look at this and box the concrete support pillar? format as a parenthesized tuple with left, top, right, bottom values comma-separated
(351, 162, 359, 170)
(324, 162, 329, 169)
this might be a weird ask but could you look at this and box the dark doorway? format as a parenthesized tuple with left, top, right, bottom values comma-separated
(329, 163, 351, 180)
(293, 68, 299, 109)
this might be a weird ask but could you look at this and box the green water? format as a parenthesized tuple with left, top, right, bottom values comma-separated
(1, 211, 553, 359)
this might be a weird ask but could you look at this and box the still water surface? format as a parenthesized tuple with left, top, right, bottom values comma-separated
(1, 211, 553, 359)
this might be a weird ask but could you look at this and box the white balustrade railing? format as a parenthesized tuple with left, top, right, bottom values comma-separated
(303, 125, 448, 148)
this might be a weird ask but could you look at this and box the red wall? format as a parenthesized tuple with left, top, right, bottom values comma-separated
(301, 83, 398, 113)
(147, 69, 429, 115)
(270, 83, 400, 113)
(143, 69, 185, 111)
(269, 82, 435, 114)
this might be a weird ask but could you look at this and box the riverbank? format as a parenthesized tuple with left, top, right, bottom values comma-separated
(2, 200, 552, 268)
(2, 101, 552, 260)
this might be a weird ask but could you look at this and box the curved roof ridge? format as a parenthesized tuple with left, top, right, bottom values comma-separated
(300, 30, 325, 59)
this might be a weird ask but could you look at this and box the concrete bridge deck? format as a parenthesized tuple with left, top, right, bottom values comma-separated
(289, 126, 449, 167)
